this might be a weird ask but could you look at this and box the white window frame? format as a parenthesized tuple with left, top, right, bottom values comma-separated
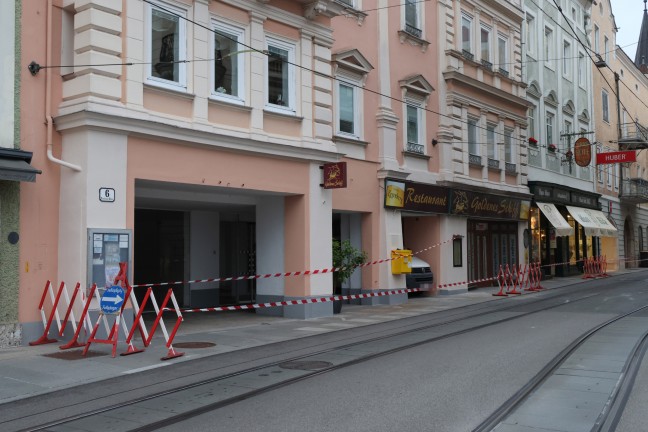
(404, 95, 425, 154)
(563, 40, 571, 78)
(480, 24, 491, 63)
(461, 14, 473, 55)
(265, 36, 297, 114)
(497, 34, 508, 73)
(563, 120, 572, 152)
(594, 25, 600, 54)
(211, 20, 246, 105)
(145, 0, 188, 90)
(578, 52, 585, 87)
(504, 128, 514, 163)
(546, 111, 554, 149)
(615, 164, 619, 190)
(468, 117, 479, 155)
(544, 26, 554, 69)
(526, 14, 536, 57)
(335, 73, 363, 140)
(604, 35, 609, 62)
(403, 0, 421, 34)
(486, 123, 496, 160)
(602, 89, 609, 123)
(606, 146, 613, 186)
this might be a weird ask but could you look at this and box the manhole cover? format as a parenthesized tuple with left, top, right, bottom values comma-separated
(278, 360, 333, 371)
(173, 342, 216, 349)
(43, 350, 106, 360)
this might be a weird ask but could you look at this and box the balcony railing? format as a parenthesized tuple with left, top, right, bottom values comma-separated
(487, 158, 500, 170)
(619, 121, 648, 150)
(462, 50, 474, 61)
(404, 24, 422, 39)
(469, 154, 482, 166)
(505, 162, 516, 174)
(406, 142, 424, 154)
(481, 60, 493, 71)
(621, 178, 648, 204)
(498, 68, 509, 77)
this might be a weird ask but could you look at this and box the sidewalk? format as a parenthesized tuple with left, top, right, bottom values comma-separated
(0, 271, 629, 404)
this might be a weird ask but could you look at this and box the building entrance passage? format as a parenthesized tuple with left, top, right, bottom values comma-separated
(467, 220, 518, 287)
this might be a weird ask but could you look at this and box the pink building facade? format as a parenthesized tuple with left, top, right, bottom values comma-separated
(9, 0, 533, 346)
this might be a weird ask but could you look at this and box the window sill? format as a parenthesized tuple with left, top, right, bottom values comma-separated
(402, 150, 430, 160)
(144, 82, 195, 101)
(397, 30, 430, 53)
(263, 107, 303, 121)
(334, 134, 368, 147)
(208, 97, 252, 112)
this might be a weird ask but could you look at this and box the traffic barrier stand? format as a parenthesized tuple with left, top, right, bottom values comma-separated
(60, 284, 97, 350)
(506, 264, 521, 295)
(138, 287, 184, 361)
(583, 257, 596, 279)
(84, 263, 145, 358)
(492, 265, 508, 297)
(30, 281, 66, 346)
(526, 263, 540, 291)
(83, 284, 133, 358)
(113, 262, 147, 356)
(598, 255, 609, 277)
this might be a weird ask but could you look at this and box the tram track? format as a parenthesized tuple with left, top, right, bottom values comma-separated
(10, 280, 623, 432)
(472, 303, 648, 432)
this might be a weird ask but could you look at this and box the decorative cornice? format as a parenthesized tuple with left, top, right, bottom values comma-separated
(54, 104, 342, 163)
(443, 70, 531, 112)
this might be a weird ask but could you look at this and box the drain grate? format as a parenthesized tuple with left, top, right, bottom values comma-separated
(43, 350, 106, 360)
(173, 342, 216, 349)
(278, 360, 333, 371)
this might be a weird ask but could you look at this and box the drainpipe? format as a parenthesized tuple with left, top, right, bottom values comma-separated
(46, 0, 82, 172)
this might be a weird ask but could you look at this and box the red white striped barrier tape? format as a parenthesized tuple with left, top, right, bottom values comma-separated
(132, 237, 458, 289)
(170, 288, 422, 313)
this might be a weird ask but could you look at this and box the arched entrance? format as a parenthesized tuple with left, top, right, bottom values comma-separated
(624, 216, 634, 269)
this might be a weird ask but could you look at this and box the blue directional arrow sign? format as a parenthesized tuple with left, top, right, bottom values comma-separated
(100, 285, 125, 315)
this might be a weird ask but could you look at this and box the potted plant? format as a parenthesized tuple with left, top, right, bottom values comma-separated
(332, 238, 367, 314)
(548, 144, 557, 153)
(528, 137, 538, 146)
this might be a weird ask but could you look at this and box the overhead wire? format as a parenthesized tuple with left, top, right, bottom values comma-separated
(36, 0, 645, 173)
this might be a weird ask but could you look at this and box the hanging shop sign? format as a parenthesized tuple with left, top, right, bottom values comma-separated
(596, 151, 636, 165)
(574, 137, 592, 167)
(384, 179, 449, 213)
(321, 162, 347, 189)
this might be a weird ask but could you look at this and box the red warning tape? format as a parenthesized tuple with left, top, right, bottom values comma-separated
(170, 288, 423, 313)
(133, 237, 457, 288)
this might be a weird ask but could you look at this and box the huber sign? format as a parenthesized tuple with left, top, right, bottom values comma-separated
(596, 151, 636, 165)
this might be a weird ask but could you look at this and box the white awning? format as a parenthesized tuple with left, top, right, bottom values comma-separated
(589, 209, 618, 237)
(537, 202, 574, 237)
(566, 206, 617, 237)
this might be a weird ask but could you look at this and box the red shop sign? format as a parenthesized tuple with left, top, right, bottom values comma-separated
(596, 151, 636, 165)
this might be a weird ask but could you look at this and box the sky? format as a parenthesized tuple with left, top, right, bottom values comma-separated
(610, 0, 644, 59)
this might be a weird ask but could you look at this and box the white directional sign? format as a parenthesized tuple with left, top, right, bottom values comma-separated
(100, 285, 125, 314)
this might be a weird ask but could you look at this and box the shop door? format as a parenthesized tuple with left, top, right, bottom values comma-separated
(468, 221, 518, 286)
(219, 221, 256, 305)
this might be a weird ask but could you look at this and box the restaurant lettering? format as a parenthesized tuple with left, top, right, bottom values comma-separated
(406, 188, 448, 206)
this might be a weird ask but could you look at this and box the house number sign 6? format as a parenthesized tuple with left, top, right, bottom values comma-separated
(99, 188, 115, 203)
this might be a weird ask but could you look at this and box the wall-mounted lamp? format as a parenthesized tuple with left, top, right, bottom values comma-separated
(432, 139, 438, 147)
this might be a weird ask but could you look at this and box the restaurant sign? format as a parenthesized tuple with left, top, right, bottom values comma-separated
(322, 162, 347, 189)
(384, 179, 528, 220)
(450, 190, 527, 220)
(384, 179, 449, 213)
